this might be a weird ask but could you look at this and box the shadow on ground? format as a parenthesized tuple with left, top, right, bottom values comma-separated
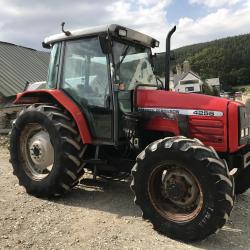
(52, 177, 141, 218)
(51, 178, 250, 249)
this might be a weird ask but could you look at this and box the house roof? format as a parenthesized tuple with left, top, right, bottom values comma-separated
(173, 71, 200, 87)
(0, 42, 50, 97)
(173, 72, 186, 87)
(206, 78, 220, 86)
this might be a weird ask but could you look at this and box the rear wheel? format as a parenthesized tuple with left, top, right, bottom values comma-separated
(9, 104, 86, 197)
(131, 137, 234, 242)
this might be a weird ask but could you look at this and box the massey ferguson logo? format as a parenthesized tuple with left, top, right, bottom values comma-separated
(138, 107, 223, 117)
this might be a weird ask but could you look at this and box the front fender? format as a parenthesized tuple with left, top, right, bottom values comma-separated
(15, 89, 92, 144)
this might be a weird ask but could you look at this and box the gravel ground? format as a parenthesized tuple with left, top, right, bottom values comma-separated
(1, 144, 250, 250)
(0, 135, 9, 148)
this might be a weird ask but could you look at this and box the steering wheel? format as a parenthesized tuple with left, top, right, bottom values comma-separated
(63, 80, 89, 105)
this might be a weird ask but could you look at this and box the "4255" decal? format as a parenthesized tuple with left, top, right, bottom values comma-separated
(193, 110, 215, 116)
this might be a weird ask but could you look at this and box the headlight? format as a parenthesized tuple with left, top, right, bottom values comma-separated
(245, 128, 249, 136)
(118, 29, 127, 37)
(241, 129, 245, 138)
(239, 106, 250, 144)
(240, 128, 249, 138)
(154, 41, 160, 47)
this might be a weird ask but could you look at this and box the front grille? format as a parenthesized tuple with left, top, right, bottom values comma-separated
(238, 106, 250, 145)
(189, 118, 224, 144)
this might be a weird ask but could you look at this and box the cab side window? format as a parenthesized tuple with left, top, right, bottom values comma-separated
(47, 43, 60, 89)
(62, 37, 109, 108)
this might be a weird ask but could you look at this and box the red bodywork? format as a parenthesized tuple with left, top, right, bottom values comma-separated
(15, 90, 92, 144)
(15, 88, 244, 153)
(136, 89, 243, 153)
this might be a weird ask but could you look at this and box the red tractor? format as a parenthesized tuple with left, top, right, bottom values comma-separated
(9, 23, 250, 242)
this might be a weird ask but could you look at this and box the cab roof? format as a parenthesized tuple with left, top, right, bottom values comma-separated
(44, 24, 159, 48)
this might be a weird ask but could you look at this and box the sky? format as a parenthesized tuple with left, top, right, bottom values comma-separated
(0, 0, 249, 52)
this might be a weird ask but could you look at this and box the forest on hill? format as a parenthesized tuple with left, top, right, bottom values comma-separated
(155, 33, 250, 90)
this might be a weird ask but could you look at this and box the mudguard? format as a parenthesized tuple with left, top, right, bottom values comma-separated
(14, 89, 92, 144)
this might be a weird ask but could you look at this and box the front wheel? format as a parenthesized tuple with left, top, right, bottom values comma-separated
(131, 137, 234, 242)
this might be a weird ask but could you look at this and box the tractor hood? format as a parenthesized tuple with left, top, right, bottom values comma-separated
(136, 89, 237, 117)
(136, 89, 244, 153)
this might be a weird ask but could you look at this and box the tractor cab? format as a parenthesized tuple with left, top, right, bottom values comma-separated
(44, 24, 160, 145)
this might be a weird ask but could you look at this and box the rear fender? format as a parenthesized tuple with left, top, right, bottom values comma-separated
(15, 89, 92, 144)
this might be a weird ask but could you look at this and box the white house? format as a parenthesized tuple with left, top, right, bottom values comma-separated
(168, 61, 220, 93)
(170, 71, 221, 94)
(206, 78, 220, 91)
(173, 71, 202, 93)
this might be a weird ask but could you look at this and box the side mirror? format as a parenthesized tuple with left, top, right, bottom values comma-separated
(42, 42, 51, 49)
(99, 35, 112, 54)
(152, 53, 164, 76)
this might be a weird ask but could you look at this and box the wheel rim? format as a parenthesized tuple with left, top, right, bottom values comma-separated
(148, 162, 203, 222)
(19, 123, 54, 180)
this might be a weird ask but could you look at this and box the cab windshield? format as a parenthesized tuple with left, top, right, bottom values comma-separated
(112, 41, 157, 90)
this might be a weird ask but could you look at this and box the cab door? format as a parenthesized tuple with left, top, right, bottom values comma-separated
(61, 37, 113, 143)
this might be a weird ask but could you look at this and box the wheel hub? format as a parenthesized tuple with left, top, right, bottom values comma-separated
(148, 163, 203, 223)
(162, 169, 199, 209)
(28, 130, 54, 172)
(31, 145, 42, 157)
(166, 182, 186, 201)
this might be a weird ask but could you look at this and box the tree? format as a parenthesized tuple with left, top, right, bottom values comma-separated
(201, 81, 214, 96)
(212, 86, 220, 96)
(171, 33, 250, 88)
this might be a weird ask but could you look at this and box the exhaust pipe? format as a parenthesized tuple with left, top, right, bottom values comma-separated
(165, 26, 176, 91)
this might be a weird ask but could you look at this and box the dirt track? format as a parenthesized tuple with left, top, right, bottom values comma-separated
(1, 147, 250, 250)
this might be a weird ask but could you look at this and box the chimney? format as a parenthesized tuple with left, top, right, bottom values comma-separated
(176, 64, 182, 75)
(183, 60, 190, 73)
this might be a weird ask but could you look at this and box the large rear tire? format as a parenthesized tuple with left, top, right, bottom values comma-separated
(131, 136, 234, 242)
(9, 104, 86, 198)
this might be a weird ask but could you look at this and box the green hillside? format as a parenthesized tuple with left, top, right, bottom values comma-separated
(155, 33, 250, 89)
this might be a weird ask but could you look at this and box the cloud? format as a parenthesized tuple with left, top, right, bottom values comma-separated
(174, 1, 250, 48)
(0, 0, 249, 53)
(0, 0, 172, 51)
(105, 0, 172, 51)
(0, 0, 115, 49)
(189, 0, 242, 8)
